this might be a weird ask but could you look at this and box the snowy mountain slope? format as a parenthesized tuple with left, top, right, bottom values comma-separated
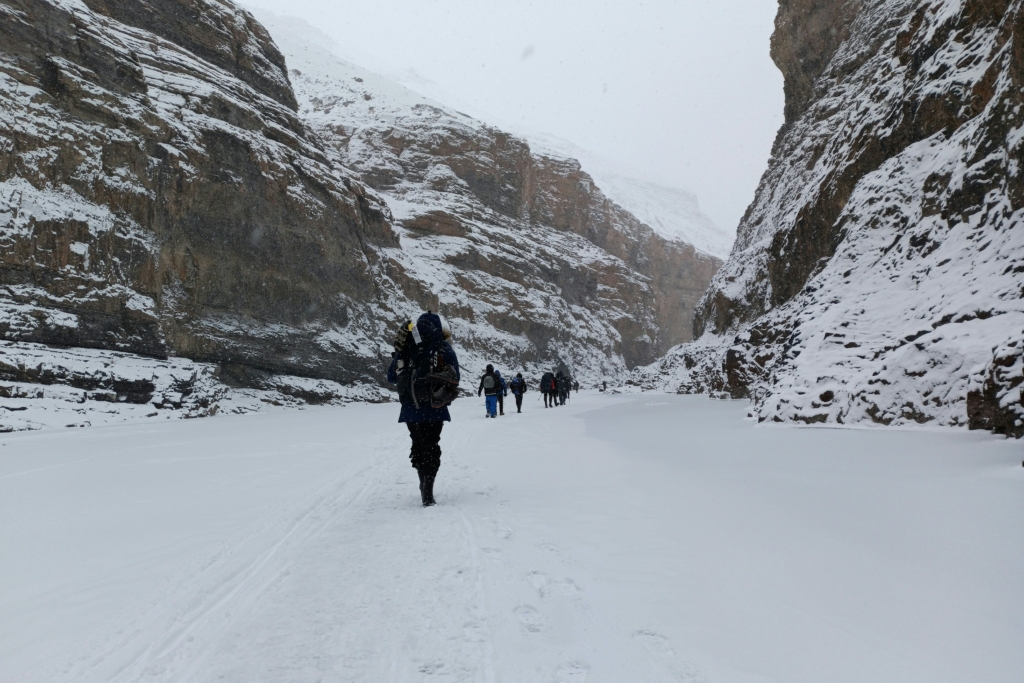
(253, 14, 733, 258)
(523, 134, 735, 258)
(0, 0, 402, 385)
(584, 172, 732, 258)
(1, 0, 721, 429)
(258, 11, 721, 376)
(634, 0, 1024, 437)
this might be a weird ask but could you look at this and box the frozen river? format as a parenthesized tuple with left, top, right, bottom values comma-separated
(1, 393, 1021, 682)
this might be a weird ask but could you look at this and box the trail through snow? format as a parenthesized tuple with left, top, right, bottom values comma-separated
(1, 394, 1021, 683)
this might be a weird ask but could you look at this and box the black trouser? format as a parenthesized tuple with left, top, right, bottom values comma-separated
(515, 394, 523, 412)
(407, 421, 443, 478)
(497, 392, 504, 414)
(544, 391, 551, 407)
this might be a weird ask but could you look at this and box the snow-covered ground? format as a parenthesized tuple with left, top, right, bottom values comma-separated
(1, 394, 1020, 683)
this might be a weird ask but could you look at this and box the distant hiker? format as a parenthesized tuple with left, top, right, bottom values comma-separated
(573, 380, 579, 393)
(478, 364, 501, 418)
(509, 373, 527, 413)
(493, 368, 509, 416)
(556, 371, 567, 406)
(387, 312, 460, 507)
(540, 371, 556, 408)
(602, 381, 607, 392)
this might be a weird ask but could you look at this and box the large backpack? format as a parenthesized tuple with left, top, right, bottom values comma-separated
(395, 316, 459, 409)
(420, 348, 459, 409)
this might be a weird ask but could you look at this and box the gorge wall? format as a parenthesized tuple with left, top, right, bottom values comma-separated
(265, 16, 720, 378)
(0, 0, 399, 387)
(635, 0, 1024, 436)
(0, 0, 720, 428)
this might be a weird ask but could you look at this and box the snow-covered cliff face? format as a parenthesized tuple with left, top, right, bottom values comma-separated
(0, 0, 403, 387)
(256, 15, 721, 378)
(580, 172, 733, 259)
(635, 0, 1024, 436)
(0, 0, 720, 428)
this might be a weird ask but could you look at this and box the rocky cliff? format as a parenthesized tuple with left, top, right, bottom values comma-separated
(0, 0, 720, 429)
(264, 15, 720, 377)
(635, 0, 1024, 436)
(1, 0, 401, 388)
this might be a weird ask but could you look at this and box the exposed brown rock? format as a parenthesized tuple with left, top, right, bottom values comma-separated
(639, 0, 1024, 434)
(968, 339, 1024, 437)
(0, 0, 399, 385)
(2, 0, 722, 397)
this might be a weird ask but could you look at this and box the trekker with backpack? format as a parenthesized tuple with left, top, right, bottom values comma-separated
(493, 368, 508, 416)
(478, 364, 501, 418)
(387, 312, 461, 507)
(509, 373, 527, 413)
(540, 371, 555, 408)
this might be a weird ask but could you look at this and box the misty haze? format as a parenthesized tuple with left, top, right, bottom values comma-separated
(1, 1, 1021, 682)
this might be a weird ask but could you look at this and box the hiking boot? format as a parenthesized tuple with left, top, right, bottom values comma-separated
(421, 475, 436, 507)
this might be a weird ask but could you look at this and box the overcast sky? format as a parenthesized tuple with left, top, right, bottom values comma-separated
(241, 0, 783, 233)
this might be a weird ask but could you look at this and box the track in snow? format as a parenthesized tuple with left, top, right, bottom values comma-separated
(1, 393, 1021, 683)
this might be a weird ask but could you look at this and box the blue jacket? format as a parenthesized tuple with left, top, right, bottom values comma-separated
(493, 370, 508, 396)
(386, 313, 460, 423)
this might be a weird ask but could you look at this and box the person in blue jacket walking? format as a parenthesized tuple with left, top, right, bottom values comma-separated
(387, 312, 459, 507)
(478, 364, 501, 418)
(493, 368, 509, 416)
(508, 373, 527, 413)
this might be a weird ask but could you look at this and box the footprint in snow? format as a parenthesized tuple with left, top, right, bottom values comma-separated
(528, 572, 582, 600)
(514, 605, 546, 632)
(481, 547, 505, 564)
(557, 661, 591, 682)
(634, 631, 705, 683)
(527, 571, 550, 597)
(418, 660, 447, 675)
(463, 621, 487, 643)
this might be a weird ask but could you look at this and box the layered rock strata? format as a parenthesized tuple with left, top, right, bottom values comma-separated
(634, 0, 1024, 435)
(1, 0, 721, 424)
(0, 0, 400, 387)
(266, 17, 720, 377)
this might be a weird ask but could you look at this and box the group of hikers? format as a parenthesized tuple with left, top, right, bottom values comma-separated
(538, 370, 578, 408)
(387, 310, 581, 507)
(475, 365, 577, 417)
